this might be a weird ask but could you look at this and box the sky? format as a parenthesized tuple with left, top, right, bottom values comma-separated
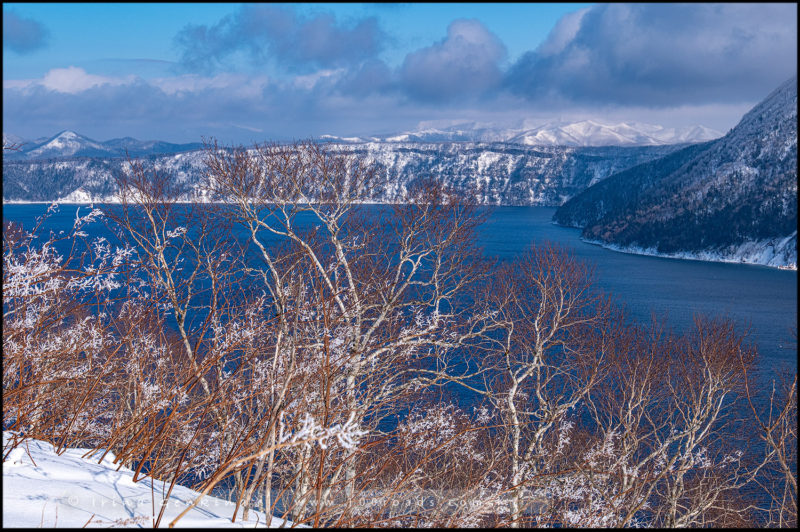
(3, 2, 797, 145)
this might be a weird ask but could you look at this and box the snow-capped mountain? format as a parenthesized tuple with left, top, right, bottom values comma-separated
(506, 120, 722, 147)
(322, 120, 722, 147)
(24, 130, 113, 159)
(554, 76, 798, 269)
(2, 130, 203, 160)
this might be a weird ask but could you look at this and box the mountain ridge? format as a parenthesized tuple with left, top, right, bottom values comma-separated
(2, 142, 681, 207)
(3, 130, 204, 160)
(321, 119, 723, 147)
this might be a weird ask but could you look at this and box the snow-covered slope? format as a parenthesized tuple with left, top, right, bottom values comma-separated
(2, 432, 289, 528)
(508, 120, 722, 147)
(583, 231, 797, 270)
(2, 132, 26, 149)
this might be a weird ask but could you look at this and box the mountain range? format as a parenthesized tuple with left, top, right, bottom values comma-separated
(3, 131, 203, 161)
(4, 119, 721, 164)
(320, 120, 723, 147)
(554, 76, 797, 269)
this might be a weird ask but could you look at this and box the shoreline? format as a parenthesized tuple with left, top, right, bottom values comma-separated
(7, 201, 796, 271)
(550, 219, 797, 271)
(581, 237, 797, 271)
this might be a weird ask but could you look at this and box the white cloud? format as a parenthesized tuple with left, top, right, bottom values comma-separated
(535, 7, 589, 57)
(40, 66, 133, 94)
(291, 68, 345, 90)
(507, 3, 798, 106)
(400, 19, 507, 102)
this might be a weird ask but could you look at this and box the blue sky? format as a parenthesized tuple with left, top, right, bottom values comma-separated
(3, 3, 797, 144)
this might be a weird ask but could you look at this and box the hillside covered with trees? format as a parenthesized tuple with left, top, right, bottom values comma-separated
(554, 76, 798, 268)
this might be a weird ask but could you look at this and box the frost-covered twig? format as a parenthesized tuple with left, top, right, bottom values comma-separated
(167, 413, 365, 527)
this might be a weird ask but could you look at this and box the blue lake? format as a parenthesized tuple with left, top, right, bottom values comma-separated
(4, 203, 796, 380)
(479, 206, 797, 377)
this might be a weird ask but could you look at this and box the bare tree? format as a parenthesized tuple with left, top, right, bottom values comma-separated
(556, 315, 763, 528)
(202, 140, 494, 524)
(3, 204, 127, 450)
(484, 244, 615, 527)
(745, 366, 797, 527)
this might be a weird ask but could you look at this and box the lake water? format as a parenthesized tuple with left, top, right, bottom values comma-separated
(4, 204, 797, 380)
(478, 206, 797, 378)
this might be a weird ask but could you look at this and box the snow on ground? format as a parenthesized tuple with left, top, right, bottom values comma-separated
(2, 432, 292, 528)
(583, 235, 798, 270)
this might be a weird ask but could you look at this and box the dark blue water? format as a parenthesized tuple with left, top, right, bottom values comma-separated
(478, 207, 797, 375)
(4, 203, 796, 378)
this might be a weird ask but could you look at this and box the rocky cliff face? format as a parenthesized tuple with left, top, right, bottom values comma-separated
(554, 76, 798, 268)
(3, 142, 680, 206)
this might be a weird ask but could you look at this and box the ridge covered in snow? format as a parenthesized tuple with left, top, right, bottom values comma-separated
(321, 119, 723, 147)
(3, 142, 680, 206)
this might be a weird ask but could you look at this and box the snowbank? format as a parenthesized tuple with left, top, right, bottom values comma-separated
(2, 432, 291, 528)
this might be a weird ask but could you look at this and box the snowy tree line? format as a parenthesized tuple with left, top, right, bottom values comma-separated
(3, 140, 796, 527)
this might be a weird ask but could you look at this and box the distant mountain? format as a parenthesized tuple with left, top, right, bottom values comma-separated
(554, 76, 798, 269)
(2, 131, 203, 160)
(3, 141, 681, 207)
(7, 119, 720, 161)
(322, 120, 723, 147)
(506, 121, 722, 147)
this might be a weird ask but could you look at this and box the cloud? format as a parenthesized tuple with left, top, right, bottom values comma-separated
(5, 5, 794, 144)
(40, 67, 134, 94)
(534, 7, 589, 57)
(506, 3, 798, 106)
(333, 58, 395, 97)
(3, 66, 394, 143)
(150, 72, 270, 98)
(174, 5, 385, 74)
(400, 19, 507, 102)
(4, 66, 134, 94)
(2, 64, 759, 146)
(2, 61, 500, 144)
(3, 10, 49, 53)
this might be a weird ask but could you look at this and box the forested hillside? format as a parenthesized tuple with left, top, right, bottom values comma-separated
(554, 76, 798, 268)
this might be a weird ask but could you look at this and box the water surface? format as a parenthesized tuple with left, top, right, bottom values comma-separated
(478, 206, 797, 375)
(4, 204, 796, 377)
